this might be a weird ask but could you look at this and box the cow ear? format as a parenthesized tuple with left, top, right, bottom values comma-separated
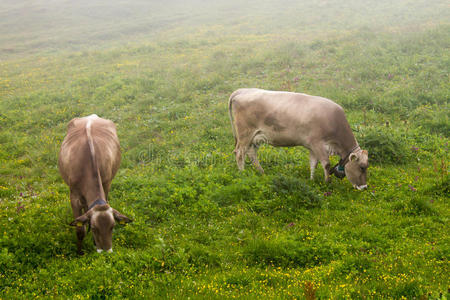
(70, 213, 90, 227)
(112, 209, 132, 225)
(349, 153, 359, 162)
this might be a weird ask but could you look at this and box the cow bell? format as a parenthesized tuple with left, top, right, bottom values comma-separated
(333, 165, 346, 179)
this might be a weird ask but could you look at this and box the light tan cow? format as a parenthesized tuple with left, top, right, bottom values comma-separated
(228, 88, 369, 190)
(58, 114, 131, 254)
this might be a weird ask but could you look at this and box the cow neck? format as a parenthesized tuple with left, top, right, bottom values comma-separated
(329, 144, 360, 178)
(86, 119, 106, 201)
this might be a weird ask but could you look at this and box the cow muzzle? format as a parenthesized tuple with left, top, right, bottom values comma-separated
(97, 248, 113, 253)
(355, 184, 367, 190)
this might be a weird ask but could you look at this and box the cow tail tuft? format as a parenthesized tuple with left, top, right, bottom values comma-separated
(228, 92, 238, 147)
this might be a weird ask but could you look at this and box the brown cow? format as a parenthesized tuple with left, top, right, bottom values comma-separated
(229, 89, 369, 190)
(58, 114, 131, 254)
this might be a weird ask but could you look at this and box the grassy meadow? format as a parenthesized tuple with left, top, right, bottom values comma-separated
(0, 0, 449, 298)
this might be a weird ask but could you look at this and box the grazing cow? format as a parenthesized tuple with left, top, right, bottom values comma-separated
(228, 88, 369, 190)
(58, 114, 131, 254)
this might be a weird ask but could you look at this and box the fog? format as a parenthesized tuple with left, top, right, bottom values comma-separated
(0, 0, 448, 56)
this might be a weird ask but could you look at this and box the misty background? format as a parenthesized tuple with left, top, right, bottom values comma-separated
(1, 0, 448, 58)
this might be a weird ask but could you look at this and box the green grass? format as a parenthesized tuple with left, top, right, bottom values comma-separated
(0, 0, 449, 298)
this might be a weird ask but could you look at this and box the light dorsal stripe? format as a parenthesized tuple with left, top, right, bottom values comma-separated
(86, 117, 106, 200)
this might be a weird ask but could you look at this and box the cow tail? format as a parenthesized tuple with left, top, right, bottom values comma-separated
(86, 119, 106, 199)
(228, 92, 238, 148)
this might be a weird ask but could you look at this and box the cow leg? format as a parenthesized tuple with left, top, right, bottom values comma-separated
(311, 144, 331, 183)
(309, 151, 318, 180)
(70, 191, 86, 255)
(103, 182, 110, 200)
(235, 144, 248, 171)
(247, 144, 264, 174)
(321, 159, 331, 183)
(75, 225, 86, 255)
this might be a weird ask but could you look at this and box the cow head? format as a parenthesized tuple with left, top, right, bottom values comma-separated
(70, 204, 132, 253)
(344, 149, 369, 190)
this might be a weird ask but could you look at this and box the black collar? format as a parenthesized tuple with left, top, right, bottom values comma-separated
(339, 145, 360, 167)
(88, 198, 107, 211)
